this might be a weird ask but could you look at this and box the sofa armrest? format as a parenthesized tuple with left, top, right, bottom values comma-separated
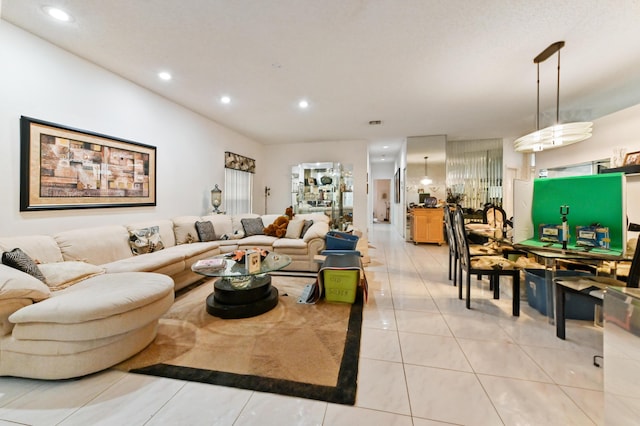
(0, 298, 33, 336)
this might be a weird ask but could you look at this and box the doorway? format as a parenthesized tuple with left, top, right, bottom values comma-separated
(374, 179, 391, 223)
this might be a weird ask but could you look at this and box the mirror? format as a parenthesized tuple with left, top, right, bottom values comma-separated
(405, 135, 447, 241)
(405, 135, 447, 206)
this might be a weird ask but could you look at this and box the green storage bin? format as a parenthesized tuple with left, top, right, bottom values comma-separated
(323, 269, 359, 303)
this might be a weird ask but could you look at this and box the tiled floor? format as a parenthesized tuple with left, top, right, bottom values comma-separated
(0, 224, 604, 425)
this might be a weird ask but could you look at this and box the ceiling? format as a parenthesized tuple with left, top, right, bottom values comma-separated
(3, 0, 640, 164)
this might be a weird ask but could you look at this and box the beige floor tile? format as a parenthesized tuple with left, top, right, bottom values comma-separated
(324, 404, 413, 426)
(479, 374, 595, 425)
(356, 358, 411, 415)
(395, 309, 452, 336)
(234, 392, 327, 426)
(360, 327, 402, 362)
(458, 338, 553, 382)
(399, 332, 472, 371)
(405, 364, 502, 425)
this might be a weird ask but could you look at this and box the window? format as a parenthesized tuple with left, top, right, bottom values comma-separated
(224, 168, 253, 214)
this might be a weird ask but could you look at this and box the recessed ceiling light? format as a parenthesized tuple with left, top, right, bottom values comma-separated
(298, 100, 309, 109)
(383, 145, 389, 149)
(43, 6, 72, 22)
(220, 96, 231, 104)
(158, 71, 172, 81)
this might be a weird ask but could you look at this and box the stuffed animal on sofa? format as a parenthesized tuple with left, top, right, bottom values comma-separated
(264, 206, 295, 238)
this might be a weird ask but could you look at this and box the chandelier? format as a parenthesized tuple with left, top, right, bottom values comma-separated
(420, 156, 432, 185)
(514, 41, 592, 153)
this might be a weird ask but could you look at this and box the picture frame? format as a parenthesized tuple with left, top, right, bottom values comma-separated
(20, 116, 156, 211)
(306, 177, 317, 186)
(623, 150, 640, 166)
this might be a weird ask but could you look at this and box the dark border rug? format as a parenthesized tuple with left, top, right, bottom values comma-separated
(127, 284, 363, 405)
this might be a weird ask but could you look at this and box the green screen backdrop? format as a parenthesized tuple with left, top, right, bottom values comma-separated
(523, 173, 625, 254)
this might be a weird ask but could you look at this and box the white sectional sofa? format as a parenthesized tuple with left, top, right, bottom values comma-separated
(0, 211, 330, 380)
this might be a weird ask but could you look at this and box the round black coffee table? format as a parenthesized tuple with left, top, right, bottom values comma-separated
(192, 252, 291, 319)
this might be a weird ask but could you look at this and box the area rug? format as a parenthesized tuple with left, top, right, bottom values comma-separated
(115, 276, 363, 405)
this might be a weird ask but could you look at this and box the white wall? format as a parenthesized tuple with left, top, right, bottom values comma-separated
(261, 139, 369, 238)
(0, 21, 264, 237)
(534, 103, 640, 225)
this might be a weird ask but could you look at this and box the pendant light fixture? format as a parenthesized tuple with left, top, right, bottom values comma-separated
(514, 41, 592, 153)
(420, 156, 432, 185)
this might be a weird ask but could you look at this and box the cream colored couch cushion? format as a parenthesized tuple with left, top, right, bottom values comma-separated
(37, 261, 105, 291)
(101, 250, 185, 275)
(231, 213, 260, 233)
(0, 264, 50, 301)
(9, 272, 174, 341)
(0, 235, 64, 263)
(172, 215, 201, 244)
(201, 215, 234, 237)
(55, 225, 132, 265)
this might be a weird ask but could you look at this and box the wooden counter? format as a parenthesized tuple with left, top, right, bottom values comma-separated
(410, 208, 445, 245)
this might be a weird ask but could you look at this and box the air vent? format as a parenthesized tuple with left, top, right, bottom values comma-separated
(368, 120, 382, 125)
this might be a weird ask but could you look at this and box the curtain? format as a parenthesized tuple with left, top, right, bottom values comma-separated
(224, 168, 253, 215)
(446, 139, 503, 210)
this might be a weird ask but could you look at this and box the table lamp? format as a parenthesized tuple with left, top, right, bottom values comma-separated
(211, 184, 222, 214)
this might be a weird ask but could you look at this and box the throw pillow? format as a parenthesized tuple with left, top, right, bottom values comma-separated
(300, 220, 314, 238)
(285, 219, 305, 239)
(2, 248, 47, 282)
(37, 261, 105, 291)
(241, 218, 265, 236)
(0, 264, 50, 301)
(129, 226, 165, 255)
(195, 221, 216, 242)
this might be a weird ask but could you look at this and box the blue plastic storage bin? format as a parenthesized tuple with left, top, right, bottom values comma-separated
(325, 231, 359, 250)
(524, 269, 597, 320)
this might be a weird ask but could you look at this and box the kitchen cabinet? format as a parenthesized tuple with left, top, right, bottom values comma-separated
(411, 208, 445, 245)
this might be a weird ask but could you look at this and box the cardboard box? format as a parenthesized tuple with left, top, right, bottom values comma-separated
(538, 224, 567, 243)
(576, 225, 610, 249)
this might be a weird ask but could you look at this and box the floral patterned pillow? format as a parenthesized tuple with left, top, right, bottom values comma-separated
(129, 226, 164, 255)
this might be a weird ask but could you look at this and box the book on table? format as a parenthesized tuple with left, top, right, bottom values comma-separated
(193, 258, 226, 272)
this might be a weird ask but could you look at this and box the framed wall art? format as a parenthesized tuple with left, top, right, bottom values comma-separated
(623, 150, 640, 166)
(20, 116, 156, 211)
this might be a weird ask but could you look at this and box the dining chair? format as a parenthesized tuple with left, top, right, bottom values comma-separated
(482, 203, 512, 230)
(452, 205, 521, 316)
(444, 205, 505, 287)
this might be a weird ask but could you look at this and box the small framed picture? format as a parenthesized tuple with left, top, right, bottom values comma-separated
(623, 151, 640, 166)
(306, 177, 317, 186)
(246, 251, 261, 274)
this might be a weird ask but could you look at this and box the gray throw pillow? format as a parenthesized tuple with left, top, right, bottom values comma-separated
(195, 221, 216, 242)
(2, 247, 47, 282)
(241, 217, 265, 236)
(300, 220, 314, 238)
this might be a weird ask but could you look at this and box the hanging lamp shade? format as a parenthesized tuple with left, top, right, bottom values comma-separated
(420, 156, 432, 185)
(514, 41, 592, 153)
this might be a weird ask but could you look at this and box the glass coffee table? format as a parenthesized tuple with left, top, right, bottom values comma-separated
(192, 252, 291, 319)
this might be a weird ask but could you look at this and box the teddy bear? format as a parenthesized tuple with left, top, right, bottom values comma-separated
(264, 206, 295, 237)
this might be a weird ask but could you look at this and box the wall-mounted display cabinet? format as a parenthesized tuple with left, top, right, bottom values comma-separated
(291, 162, 353, 230)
